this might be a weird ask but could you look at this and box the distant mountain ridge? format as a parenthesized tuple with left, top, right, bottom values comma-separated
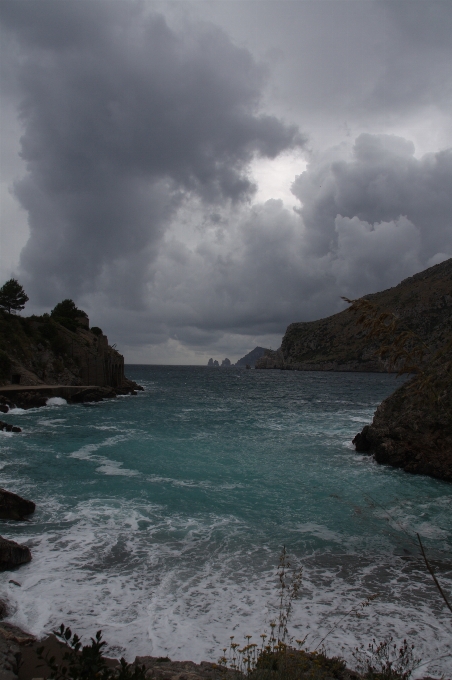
(256, 258, 452, 372)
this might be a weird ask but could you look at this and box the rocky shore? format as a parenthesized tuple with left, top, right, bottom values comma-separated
(352, 353, 452, 482)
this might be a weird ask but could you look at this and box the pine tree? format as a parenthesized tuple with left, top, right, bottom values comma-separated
(0, 279, 29, 314)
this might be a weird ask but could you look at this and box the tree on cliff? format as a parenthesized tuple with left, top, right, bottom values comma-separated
(51, 299, 87, 320)
(0, 279, 29, 314)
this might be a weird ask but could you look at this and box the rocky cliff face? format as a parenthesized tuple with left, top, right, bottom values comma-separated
(352, 348, 452, 482)
(0, 311, 132, 390)
(256, 258, 452, 372)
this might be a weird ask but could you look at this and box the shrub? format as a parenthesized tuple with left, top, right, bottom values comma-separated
(37, 625, 146, 680)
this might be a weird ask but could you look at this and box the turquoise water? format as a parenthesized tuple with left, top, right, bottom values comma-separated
(0, 367, 451, 676)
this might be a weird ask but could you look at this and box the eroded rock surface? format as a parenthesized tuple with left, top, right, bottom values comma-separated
(0, 490, 34, 521)
(353, 367, 452, 482)
(0, 537, 32, 570)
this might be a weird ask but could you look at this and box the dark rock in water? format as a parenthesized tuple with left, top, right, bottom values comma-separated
(69, 387, 117, 404)
(0, 536, 32, 569)
(246, 364, 251, 369)
(9, 392, 47, 410)
(0, 489, 35, 521)
(221, 358, 231, 367)
(0, 422, 21, 434)
(207, 358, 214, 367)
(0, 599, 9, 620)
(352, 357, 452, 482)
(352, 426, 371, 453)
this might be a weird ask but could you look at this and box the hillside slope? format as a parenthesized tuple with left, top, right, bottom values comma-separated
(256, 258, 452, 372)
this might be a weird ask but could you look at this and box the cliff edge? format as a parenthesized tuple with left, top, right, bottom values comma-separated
(0, 309, 139, 396)
(256, 258, 452, 372)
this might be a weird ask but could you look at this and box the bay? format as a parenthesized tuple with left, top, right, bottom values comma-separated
(0, 367, 451, 676)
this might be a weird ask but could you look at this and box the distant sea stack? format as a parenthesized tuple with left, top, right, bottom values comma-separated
(256, 259, 452, 372)
(235, 346, 268, 368)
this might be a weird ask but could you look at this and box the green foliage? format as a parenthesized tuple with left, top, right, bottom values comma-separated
(51, 299, 88, 332)
(0, 349, 11, 380)
(0, 278, 29, 314)
(37, 624, 146, 680)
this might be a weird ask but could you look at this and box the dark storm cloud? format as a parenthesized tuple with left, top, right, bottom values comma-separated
(292, 134, 452, 266)
(101, 132, 451, 355)
(0, 0, 302, 305)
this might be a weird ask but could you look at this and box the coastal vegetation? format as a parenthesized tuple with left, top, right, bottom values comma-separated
(0, 279, 29, 316)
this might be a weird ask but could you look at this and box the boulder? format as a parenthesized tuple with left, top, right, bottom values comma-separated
(0, 490, 35, 521)
(352, 367, 452, 482)
(0, 537, 31, 570)
(0, 423, 21, 434)
(352, 426, 371, 453)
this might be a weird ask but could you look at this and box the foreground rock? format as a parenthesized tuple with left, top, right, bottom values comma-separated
(136, 656, 226, 680)
(0, 537, 32, 570)
(0, 490, 35, 521)
(353, 356, 452, 482)
(0, 423, 21, 434)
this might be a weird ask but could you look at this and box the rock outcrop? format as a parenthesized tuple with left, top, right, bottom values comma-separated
(0, 309, 143, 408)
(0, 422, 21, 434)
(256, 259, 452, 372)
(0, 490, 34, 521)
(0, 310, 139, 393)
(0, 537, 32, 570)
(352, 347, 452, 482)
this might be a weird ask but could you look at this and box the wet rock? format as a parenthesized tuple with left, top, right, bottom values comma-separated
(0, 601, 8, 621)
(0, 489, 35, 521)
(352, 364, 452, 482)
(0, 536, 31, 570)
(68, 387, 117, 404)
(0, 423, 21, 434)
(8, 392, 47, 410)
(352, 426, 371, 453)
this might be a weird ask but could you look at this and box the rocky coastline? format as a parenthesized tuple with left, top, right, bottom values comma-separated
(352, 365, 452, 483)
(255, 258, 451, 373)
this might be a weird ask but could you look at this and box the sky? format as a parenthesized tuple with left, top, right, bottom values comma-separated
(1, 0, 451, 364)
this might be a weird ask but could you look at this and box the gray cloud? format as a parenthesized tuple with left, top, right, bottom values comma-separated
(2, 1, 452, 363)
(1, 0, 302, 305)
(292, 134, 452, 265)
(94, 132, 451, 359)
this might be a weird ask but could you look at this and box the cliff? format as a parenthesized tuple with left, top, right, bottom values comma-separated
(0, 310, 137, 394)
(353, 343, 452, 482)
(256, 258, 452, 372)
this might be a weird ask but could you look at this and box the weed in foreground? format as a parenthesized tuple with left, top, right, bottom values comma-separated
(218, 549, 427, 680)
(352, 638, 420, 680)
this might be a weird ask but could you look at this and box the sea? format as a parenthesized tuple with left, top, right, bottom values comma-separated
(0, 366, 451, 677)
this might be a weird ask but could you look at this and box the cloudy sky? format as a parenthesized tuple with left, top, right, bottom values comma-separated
(1, 0, 451, 364)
